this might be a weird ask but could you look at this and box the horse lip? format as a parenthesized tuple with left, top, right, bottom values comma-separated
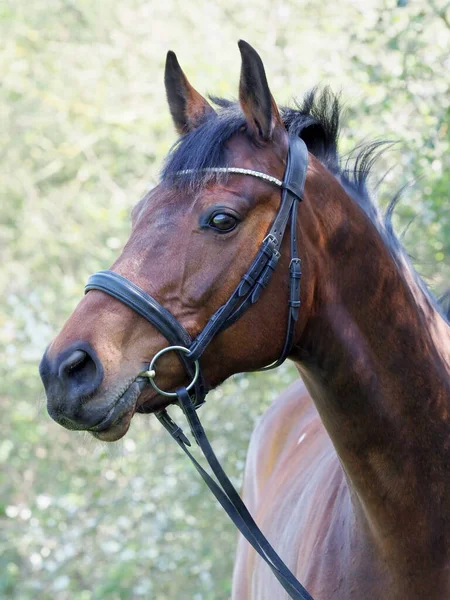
(88, 379, 147, 432)
(135, 385, 173, 414)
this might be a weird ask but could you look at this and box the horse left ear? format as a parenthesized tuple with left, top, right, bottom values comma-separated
(164, 51, 216, 135)
(238, 40, 283, 141)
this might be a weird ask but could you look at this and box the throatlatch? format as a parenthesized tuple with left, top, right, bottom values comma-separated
(85, 135, 314, 600)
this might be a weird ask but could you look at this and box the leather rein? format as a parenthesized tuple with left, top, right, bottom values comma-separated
(85, 135, 315, 600)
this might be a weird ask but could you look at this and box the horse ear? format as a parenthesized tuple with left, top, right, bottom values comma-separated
(164, 51, 216, 135)
(238, 40, 283, 141)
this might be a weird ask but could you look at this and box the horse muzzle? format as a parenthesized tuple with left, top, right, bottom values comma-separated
(39, 340, 143, 439)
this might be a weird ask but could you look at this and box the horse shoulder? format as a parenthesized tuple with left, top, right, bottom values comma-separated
(243, 377, 319, 509)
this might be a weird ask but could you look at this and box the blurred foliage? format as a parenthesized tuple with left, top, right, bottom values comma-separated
(0, 0, 448, 598)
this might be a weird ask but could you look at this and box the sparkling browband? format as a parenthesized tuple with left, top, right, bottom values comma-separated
(176, 167, 284, 188)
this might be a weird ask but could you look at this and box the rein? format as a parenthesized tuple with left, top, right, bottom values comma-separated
(85, 135, 314, 600)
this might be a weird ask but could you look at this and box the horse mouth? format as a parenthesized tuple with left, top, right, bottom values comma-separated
(89, 379, 147, 442)
(87, 374, 176, 441)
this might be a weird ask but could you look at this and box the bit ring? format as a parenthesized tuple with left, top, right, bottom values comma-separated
(140, 345, 199, 398)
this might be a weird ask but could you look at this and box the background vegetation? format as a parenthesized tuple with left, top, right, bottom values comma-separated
(1, 0, 448, 598)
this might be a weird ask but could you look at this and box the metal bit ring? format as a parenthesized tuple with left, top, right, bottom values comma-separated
(140, 345, 199, 398)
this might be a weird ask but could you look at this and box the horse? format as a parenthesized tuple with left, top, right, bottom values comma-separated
(39, 41, 450, 599)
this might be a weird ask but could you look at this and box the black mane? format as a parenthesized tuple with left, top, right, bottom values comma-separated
(162, 88, 387, 222)
(161, 88, 448, 321)
(162, 88, 377, 204)
(162, 102, 246, 186)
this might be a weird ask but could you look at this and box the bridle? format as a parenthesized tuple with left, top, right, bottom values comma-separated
(85, 135, 313, 599)
(85, 135, 315, 600)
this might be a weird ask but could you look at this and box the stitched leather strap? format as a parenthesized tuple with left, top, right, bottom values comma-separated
(85, 270, 207, 403)
(156, 388, 314, 600)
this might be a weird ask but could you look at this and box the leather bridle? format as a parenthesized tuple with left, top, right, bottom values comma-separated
(85, 135, 315, 600)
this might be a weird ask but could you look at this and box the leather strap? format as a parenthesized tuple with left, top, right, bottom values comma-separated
(281, 135, 309, 202)
(156, 387, 314, 600)
(85, 270, 207, 403)
(187, 136, 307, 362)
(86, 271, 192, 346)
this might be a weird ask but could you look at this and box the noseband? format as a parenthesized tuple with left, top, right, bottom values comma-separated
(85, 135, 314, 600)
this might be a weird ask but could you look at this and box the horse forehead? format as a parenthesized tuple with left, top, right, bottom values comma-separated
(133, 186, 195, 229)
(228, 135, 284, 172)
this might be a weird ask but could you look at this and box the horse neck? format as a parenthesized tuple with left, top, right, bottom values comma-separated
(292, 157, 450, 558)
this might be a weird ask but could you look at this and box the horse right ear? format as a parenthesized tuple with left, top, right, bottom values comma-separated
(164, 51, 216, 135)
(238, 40, 283, 141)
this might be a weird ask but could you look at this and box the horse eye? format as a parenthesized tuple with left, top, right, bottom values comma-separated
(209, 212, 239, 233)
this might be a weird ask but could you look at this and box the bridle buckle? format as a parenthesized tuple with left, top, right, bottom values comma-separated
(263, 234, 281, 259)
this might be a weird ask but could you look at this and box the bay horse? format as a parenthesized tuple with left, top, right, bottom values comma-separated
(39, 41, 450, 599)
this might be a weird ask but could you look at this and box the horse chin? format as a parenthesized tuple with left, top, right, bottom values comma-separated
(88, 379, 146, 442)
(91, 405, 135, 442)
(89, 379, 183, 441)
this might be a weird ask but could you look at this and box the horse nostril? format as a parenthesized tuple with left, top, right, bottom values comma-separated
(58, 348, 101, 397)
(59, 349, 87, 377)
(59, 349, 87, 374)
(40, 342, 105, 427)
